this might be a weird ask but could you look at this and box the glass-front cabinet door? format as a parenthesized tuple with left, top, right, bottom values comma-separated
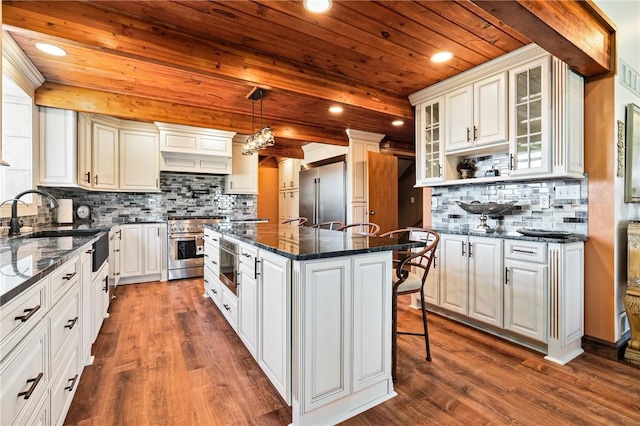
(509, 56, 551, 176)
(416, 97, 444, 185)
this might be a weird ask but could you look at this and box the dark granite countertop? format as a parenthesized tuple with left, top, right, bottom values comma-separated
(429, 227, 588, 243)
(204, 223, 425, 261)
(0, 224, 115, 306)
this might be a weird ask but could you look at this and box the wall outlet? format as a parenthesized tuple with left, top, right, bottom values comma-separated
(431, 197, 438, 208)
(556, 184, 581, 200)
(540, 194, 550, 209)
(410, 196, 415, 204)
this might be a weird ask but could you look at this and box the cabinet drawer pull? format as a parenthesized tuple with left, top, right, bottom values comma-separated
(204, 279, 209, 284)
(63, 272, 76, 280)
(65, 374, 79, 392)
(15, 305, 41, 322)
(473, 125, 478, 141)
(212, 260, 218, 265)
(212, 238, 219, 242)
(242, 252, 252, 258)
(223, 304, 231, 311)
(509, 154, 514, 170)
(95, 175, 99, 185)
(468, 242, 473, 257)
(505, 267, 510, 285)
(85, 171, 91, 184)
(18, 372, 43, 399)
(64, 316, 79, 330)
(86, 248, 95, 254)
(103, 275, 109, 293)
(466, 127, 470, 142)
(461, 242, 466, 257)
(513, 248, 536, 254)
(212, 289, 218, 294)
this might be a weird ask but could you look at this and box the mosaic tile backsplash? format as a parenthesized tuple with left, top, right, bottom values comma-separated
(431, 177, 589, 236)
(2, 172, 257, 228)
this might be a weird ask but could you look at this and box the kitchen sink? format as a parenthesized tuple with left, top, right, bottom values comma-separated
(19, 229, 101, 238)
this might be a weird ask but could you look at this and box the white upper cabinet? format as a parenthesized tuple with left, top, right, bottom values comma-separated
(119, 124, 159, 192)
(84, 114, 160, 192)
(415, 97, 444, 185)
(445, 72, 507, 153)
(508, 57, 551, 176)
(91, 119, 119, 191)
(225, 140, 258, 194)
(39, 107, 77, 186)
(409, 44, 584, 187)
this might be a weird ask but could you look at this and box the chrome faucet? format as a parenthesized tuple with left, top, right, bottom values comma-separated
(6, 189, 59, 236)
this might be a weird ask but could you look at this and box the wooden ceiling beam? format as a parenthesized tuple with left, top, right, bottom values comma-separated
(469, 0, 615, 77)
(35, 82, 348, 146)
(2, 1, 412, 119)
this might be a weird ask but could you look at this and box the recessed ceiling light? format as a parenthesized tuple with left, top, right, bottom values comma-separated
(329, 105, 343, 114)
(35, 43, 67, 57)
(430, 51, 453, 63)
(304, 0, 332, 14)
(392, 120, 404, 126)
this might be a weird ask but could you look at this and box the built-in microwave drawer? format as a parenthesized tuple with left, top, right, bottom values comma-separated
(504, 240, 547, 263)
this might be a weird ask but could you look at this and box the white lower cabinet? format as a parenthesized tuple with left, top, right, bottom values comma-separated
(238, 243, 259, 359)
(1, 243, 112, 425)
(429, 234, 583, 363)
(204, 233, 396, 425)
(50, 343, 80, 426)
(92, 262, 110, 343)
(503, 240, 548, 343)
(0, 320, 48, 426)
(258, 249, 291, 403)
(119, 223, 164, 284)
(80, 245, 94, 365)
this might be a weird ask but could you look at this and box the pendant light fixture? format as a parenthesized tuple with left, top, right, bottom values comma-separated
(242, 87, 276, 155)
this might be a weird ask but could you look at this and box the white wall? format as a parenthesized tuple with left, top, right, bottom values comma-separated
(595, 0, 640, 339)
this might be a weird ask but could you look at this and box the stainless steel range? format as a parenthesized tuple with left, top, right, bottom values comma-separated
(167, 216, 227, 280)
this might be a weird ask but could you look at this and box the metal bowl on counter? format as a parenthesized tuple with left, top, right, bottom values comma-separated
(456, 200, 518, 233)
(456, 200, 518, 215)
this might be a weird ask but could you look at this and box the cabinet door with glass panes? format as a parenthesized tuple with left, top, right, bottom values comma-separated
(508, 56, 551, 176)
(415, 97, 444, 185)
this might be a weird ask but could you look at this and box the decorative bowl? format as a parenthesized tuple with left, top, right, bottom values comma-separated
(456, 201, 517, 215)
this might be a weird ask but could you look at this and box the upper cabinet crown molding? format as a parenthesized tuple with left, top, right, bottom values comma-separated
(2, 31, 44, 92)
(345, 129, 386, 144)
(409, 44, 547, 106)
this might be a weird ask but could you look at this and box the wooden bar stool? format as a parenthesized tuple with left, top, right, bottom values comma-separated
(336, 222, 380, 236)
(309, 221, 344, 230)
(379, 228, 439, 381)
(281, 217, 308, 226)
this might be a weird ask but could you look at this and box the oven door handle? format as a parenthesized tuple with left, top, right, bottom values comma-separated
(169, 233, 202, 240)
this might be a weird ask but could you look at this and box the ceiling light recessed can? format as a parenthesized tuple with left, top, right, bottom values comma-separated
(392, 120, 404, 126)
(329, 106, 343, 114)
(431, 51, 453, 63)
(304, 0, 332, 14)
(35, 42, 67, 57)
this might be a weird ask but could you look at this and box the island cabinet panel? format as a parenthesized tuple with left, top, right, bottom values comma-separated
(351, 254, 391, 392)
(300, 258, 352, 411)
(292, 252, 394, 426)
(258, 250, 291, 404)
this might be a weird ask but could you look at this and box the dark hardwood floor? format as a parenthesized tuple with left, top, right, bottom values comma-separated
(65, 279, 640, 425)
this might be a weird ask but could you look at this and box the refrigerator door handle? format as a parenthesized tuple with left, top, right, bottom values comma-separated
(314, 178, 319, 224)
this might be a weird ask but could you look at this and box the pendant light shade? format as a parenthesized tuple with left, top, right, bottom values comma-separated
(242, 87, 276, 155)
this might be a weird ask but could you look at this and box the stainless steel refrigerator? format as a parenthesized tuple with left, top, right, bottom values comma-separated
(299, 161, 346, 225)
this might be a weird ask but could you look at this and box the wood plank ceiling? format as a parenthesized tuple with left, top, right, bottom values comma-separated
(2, 1, 614, 159)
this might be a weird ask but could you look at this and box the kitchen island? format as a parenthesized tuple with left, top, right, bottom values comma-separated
(203, 223, 424, 426)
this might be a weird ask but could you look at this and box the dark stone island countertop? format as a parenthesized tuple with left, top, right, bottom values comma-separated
(205, 223, 425, 261)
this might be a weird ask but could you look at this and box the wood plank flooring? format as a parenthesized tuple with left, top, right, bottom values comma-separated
(65, 279, 640, 425)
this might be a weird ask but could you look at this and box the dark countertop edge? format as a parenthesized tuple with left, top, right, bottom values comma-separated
(205, 225, 425, 261)
(249, 239, 425, 261)
(0, 227, 113, 307)
(430, 228, 588, 243)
